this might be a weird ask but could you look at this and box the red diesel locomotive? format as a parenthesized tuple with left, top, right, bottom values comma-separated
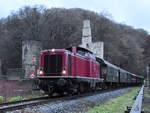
(38, 46, 103, 95)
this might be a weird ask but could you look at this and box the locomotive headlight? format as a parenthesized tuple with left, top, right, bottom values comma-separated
(39, 70, 44, 75)
(51, 49, 55, 52)
(62, 70, 66, 74)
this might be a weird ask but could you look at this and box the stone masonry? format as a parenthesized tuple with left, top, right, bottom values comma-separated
(7, 68, 25, 80)
(79, 20, 104, 59)
(22, 40, 42, 78)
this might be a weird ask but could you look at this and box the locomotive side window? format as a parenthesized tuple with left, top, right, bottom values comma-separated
(89, 54, 96, 60)
(66, 47, 72, 52)
(76, 47, 93, 58)
(77, 50, 86, 56)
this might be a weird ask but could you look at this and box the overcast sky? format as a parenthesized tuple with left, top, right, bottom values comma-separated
(0, 0, 150, 33)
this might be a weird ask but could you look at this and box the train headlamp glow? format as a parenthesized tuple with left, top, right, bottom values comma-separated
(39, 70, 44, 75)
(51, 49, 55, 52)
(62, 70, 66, 74)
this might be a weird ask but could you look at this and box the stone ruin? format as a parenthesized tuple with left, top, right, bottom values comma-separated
(22, 40, 42, 78)
(80, 20, 104, 59)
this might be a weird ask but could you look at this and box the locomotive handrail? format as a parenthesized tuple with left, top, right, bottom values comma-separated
(130, 85, 144, 113)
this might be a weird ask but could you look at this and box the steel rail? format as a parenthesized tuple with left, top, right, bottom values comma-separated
(0, 96, 53, 112)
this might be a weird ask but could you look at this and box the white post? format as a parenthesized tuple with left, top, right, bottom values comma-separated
(146, 66, 149, 88)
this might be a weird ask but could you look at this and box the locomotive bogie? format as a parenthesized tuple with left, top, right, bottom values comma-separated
(38, 76, 103, 95)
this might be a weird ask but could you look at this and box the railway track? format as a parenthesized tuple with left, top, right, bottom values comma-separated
(0, 96, 54, 112)
(0, 86, 136, 112)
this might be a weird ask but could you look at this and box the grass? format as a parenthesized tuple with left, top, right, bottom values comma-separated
(88, 88, 139, 113)
(6, 94, 43, 103)
(26, 94, 40, 99)
(8, 96, 24, 102)
(0, 96, 4, 103)
(7, 95, 41, 102)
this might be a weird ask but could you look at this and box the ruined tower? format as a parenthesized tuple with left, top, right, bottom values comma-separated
(80, 20, 104, 59)
(22, 40, 42, 78)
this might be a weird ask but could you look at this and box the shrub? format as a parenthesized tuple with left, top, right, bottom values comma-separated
(8, 96, 23, 102)
(0, 96, 4, 103)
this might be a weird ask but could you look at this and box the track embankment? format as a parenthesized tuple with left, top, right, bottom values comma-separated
(5, 87, 135, 113)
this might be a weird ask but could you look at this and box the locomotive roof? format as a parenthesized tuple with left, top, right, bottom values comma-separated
(41, 49, 67, 53)
(77, 47, 93, 54)
(66, 46, 93, 54)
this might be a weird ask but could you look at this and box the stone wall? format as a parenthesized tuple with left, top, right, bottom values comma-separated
(22, 40, 42, 78)
(88, 42, 104, 59)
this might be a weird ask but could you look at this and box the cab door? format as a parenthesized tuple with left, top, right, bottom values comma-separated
(68, 54, 72, 76)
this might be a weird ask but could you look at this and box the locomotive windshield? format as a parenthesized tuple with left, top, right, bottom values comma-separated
(44, 54, 62, 74)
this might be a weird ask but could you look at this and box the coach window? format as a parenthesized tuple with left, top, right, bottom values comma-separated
(103, 67, 107, 74)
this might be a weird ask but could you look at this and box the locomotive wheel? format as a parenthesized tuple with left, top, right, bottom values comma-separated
(48, 86, 54, 97)
(59, 92, 65, 96)
(48, 93, 53, 97)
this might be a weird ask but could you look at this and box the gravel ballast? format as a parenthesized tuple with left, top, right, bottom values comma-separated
(7, 88, 134, 113)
